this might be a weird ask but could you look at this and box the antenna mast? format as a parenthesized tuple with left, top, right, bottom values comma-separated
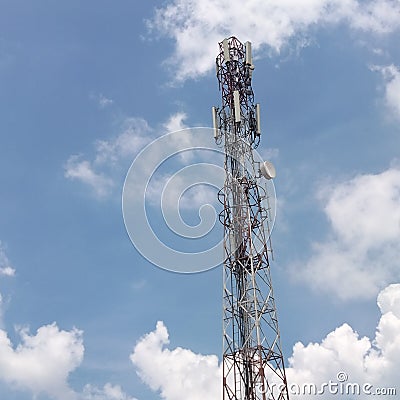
(213, 37, 290, 400)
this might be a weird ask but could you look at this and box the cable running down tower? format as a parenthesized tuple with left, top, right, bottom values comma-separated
(212, 36, 290, 400)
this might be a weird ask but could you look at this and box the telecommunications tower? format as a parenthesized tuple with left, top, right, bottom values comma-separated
(212, 37, 290, 400)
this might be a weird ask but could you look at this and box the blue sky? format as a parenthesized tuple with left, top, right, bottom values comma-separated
(0, 1, 400, 399)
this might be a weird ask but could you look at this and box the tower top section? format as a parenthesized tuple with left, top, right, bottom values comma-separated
(214, 37, 261, 148)
(216, 37, 254, 73)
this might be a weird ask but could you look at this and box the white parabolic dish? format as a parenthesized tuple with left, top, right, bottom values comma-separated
(260, 160, 276, 179)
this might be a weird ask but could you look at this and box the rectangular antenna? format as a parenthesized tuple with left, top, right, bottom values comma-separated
(223, 38, 230, 63)
(256, 103, 261, 135)
(245, 41, 252, 65)
(212, 106, 219, 139)
(234, 91, 241, 122)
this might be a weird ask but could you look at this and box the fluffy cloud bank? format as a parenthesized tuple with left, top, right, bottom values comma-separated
(287, 284, 400, 398)
(0, 323, 83, 400)
(0, 323, 136, 400)
(148, 0, 400, 81)
(0, 253, 134, 400)
(130, 321, 221, 400)
(296, 166, 400, 300)
(131, 284, 400, 400)
(0, 245, 86, 399)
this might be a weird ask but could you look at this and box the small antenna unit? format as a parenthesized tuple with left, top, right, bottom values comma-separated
(223, 38, 230, 63)
(233, 90, 241, 122)
(245, 41, 252, 65)
(256, 103, 261, 135)
(212, 106, 219, 139)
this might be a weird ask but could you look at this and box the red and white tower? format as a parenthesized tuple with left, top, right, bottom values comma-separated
(213, 36, 290, 400)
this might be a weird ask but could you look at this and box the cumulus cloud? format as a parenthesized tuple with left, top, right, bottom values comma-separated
(131, 285, 400, 400)
(0, 264, 135, 400)
(372, 64, 400, 119)
(0, 323, 135, 400)
(293, 166, 400, 300)
(286, 283, 400, 398)
(130, 321, 221, 400)
(0, 323, 83, 400)
(377, 283, 400, 316)
(148, 0, 400, 81)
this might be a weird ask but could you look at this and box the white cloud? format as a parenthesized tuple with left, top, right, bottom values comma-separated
(0, 241, 15, 277)
(0, 322, 135, 400)
(130, 321, 221, 400)
(81, 383, 137, 400)
(94, 118, 151, 166)
(372, 64, 400, 119)
(286, 283, 400, 398)
(293, 166, 400, 300)
(0, 254, 136, 400)
(131, 284, 400, 400)
(64, 155, 114, 198)
(65, 113, 220, 209)
(64, 117, 152, 198)
(148, 0, 400, 81)
(377, 284, 400, 317)
(162, 112, 188, 133)
(0, 323, 83, 400)
(0, 266, 15, 277)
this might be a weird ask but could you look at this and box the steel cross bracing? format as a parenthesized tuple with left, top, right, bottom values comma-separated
(213, 37, 290, 400)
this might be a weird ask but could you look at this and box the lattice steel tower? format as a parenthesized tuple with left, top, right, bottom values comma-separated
(212, 37, 290, 400)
